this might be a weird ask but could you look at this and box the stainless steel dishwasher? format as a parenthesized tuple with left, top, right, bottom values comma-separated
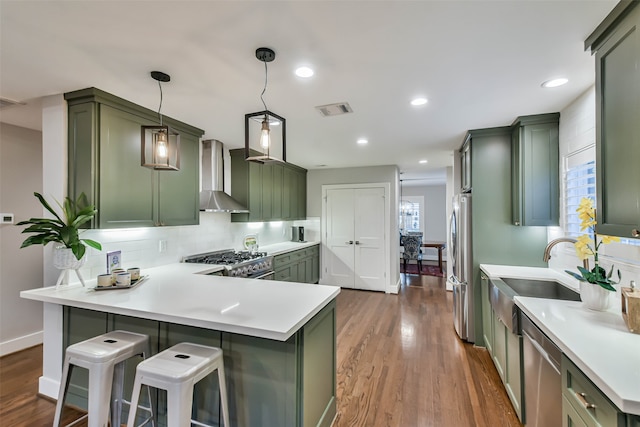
(521, 313, 561, 426)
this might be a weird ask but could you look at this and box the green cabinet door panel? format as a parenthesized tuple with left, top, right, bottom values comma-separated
(99, 105, 156, 228)
(230, 149, 307, 222)
(492, 313, 507, 382)
(65, 88, 204, 229)
(273, 245, 320, 284)
(62, 307, 109, 411)
(563, 395, 589, 427)
(302, 300, 336, 427)
(481, 273, 493, 353)
(158, 132, 200, 226)
(511, 114, 560, 226)
(594, 3, 640, 239)
(505, 329, 523, 421)
(272, 163, 284, 220)
(629, 415, 640, 427)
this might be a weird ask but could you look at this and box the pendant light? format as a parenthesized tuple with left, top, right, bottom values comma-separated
(141, 71, 180, 171)
(245, 47, 287, 163)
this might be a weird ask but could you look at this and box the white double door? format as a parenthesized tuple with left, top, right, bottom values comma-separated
(322, 185, 387, 292)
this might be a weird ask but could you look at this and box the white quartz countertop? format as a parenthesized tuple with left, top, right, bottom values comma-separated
(481, 264, 640, 416)
(261, 241, 320, 256)
(21, 262, 339, 342)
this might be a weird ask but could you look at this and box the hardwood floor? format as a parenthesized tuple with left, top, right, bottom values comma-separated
(0, 272, 521, 427)
(333, 273, 521, 427)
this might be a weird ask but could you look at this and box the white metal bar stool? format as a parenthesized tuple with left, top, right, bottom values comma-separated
(53, 330, 154, 427)
(126, 342, 230, 427)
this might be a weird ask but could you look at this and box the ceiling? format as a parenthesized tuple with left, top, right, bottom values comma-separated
(0, 0, 617, 185)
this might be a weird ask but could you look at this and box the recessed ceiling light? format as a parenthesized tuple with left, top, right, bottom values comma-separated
(541, 78, 568, 88)
(295, 66, 314, 78)
(419, 159, 428, 164)
(357, 138, 368, 145)
(411, 97, 428, 106)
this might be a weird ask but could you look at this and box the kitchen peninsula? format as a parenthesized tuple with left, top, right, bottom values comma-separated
(21, 263, 339, 427)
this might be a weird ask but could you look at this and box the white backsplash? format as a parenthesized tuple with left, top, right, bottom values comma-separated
(74, 214, 321, 280)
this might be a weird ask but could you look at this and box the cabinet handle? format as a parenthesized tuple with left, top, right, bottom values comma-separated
(346, 241, 354, 245)
(514, 221, 520, 226)
(632, 229, 639, 238)
(355, 241, 361, 245)
(575, 392, 596, 410)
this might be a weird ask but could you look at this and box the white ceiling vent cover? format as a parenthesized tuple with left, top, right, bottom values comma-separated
(315, 102, 353, 117)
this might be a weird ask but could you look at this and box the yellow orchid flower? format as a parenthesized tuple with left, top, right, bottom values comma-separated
(601, 235, 621, 244)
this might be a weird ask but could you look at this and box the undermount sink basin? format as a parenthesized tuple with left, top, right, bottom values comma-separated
(489, 277, 579, 333)
(500, 278, 580, 301)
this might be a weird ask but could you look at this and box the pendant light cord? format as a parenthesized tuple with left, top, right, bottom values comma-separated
(260, 60, 268, 112)
(157, 80, 163, 126)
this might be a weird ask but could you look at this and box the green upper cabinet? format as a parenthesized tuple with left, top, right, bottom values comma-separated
(65, 88, 204, 229)
(460, 134, 472, 193)
(586, 2, 640, 240)
(230, 149, 307, 222)
(511, 113, 560, 226)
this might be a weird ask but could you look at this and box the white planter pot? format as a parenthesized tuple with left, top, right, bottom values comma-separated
(53, 246, 86, 270)
(580, 282, 613, 311)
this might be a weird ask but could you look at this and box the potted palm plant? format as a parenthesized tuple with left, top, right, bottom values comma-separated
(17, 192, 102, 271)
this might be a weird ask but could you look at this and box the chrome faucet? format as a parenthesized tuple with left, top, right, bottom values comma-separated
(543, 238, 590, 270)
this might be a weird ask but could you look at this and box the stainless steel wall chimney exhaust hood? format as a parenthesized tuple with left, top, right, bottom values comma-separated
(199, 139, 249, 213)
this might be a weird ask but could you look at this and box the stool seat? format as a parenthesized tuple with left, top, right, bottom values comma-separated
(66, 330, 149, 364)
(53, 330, 153, 427)
(127, 342, 229, 427)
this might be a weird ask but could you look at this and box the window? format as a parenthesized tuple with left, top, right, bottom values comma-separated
(565, 158, 639, 246)
(565, 160, 596, 239)
(399, 196, 423, 233)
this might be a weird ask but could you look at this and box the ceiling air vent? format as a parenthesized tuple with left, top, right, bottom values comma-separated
(315, 102, 353, 117)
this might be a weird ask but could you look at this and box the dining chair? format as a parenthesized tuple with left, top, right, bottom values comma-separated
(402, 234, 423, 274)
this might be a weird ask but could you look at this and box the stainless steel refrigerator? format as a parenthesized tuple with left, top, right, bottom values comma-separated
(449, 193, 474, 342)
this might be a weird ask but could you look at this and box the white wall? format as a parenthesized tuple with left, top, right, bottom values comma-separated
(549, 85, 640, 293)
(0, 122, 45, 355)
(401, 184, 447, 261)
(308, 166, 401, 292)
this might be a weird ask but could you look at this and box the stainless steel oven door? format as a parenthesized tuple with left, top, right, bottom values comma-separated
(253, 271, 275, 280)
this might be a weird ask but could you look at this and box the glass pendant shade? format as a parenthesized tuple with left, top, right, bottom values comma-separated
(244, 110, 286, 163)
(141, 125, 181, 170)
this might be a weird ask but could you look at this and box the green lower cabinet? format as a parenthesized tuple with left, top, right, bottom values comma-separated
(481, 273, 493, 353)
(302, 299, 336, 427)
(629, 415, 640, 427)
(62, 300, 336, 427)
(564, 395, 589, 427)
(562, 354, 628, 427)
(505, 328, 523, 420)
(490, 309, 523, 422)
(274, 246, 320, 284)
(492, 313, 507, 382)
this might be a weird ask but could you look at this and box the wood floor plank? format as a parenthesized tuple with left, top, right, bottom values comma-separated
(0, 271, 521, 427)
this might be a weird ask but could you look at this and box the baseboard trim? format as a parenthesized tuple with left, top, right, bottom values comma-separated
(0, 330, 43, 357)
(39, 375, 60, 399)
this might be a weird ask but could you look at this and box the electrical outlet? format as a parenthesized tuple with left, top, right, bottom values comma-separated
(159, 240, 167, 253)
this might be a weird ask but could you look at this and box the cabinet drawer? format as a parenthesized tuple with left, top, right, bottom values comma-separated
(563, 395, 589, 427)
(306, 245, 319, 257)
(274, 253, 293, 268)
(562, 355, 625, 427)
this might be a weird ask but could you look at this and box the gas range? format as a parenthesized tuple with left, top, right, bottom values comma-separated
(183, 249, 274, 279)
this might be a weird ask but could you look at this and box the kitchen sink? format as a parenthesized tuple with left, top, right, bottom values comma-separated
(501, 278, 580, 301)
(489, 277, 579, 333)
